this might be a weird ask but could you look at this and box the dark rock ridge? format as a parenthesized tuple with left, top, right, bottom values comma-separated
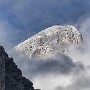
(0, 46, 40, 90)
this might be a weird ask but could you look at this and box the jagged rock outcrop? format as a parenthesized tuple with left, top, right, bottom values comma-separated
(14, 25, 83, 59)
(0, 46, 38, 90)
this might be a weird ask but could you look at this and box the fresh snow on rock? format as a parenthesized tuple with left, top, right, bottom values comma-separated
(14, 25, 83, 59)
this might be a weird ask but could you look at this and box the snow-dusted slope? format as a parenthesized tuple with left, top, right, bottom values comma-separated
(14, 25, 83, 58)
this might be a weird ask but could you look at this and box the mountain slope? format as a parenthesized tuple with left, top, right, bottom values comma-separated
(14, 25, 83, 59)
(0, 46, 40, 90)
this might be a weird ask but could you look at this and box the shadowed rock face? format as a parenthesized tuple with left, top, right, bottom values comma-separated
(14, 25, 83, 59)
(0, 46, 39, 90)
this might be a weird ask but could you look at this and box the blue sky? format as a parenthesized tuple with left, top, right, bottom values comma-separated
(0, 0, 90, 50)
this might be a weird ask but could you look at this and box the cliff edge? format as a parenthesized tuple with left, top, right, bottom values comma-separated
(0, 46, 39, 90)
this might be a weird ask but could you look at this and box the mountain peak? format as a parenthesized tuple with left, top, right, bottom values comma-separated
(14, 25, 83, 59)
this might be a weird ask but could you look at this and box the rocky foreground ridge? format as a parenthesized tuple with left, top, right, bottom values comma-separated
(0, 46, 40, 90)
(14, 25, 83, 58)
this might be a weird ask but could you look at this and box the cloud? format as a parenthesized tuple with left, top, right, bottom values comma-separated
(9, 51, 85, 90)
(56, 68, 90, 90)
(0, 20, 13, 50)
(10, 53, 84, 77)
(30, 55, 84, 76)
(0, 19, 25, 51)
(54, 17, 90, 90)
(66, 17, 90, 66)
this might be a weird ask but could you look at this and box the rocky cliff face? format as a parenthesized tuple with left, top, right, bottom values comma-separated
(0, 46, 39, 90)
(14, 25, 83, 59)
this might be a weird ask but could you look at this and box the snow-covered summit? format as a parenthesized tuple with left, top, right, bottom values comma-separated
(14, 25, 83, 58)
